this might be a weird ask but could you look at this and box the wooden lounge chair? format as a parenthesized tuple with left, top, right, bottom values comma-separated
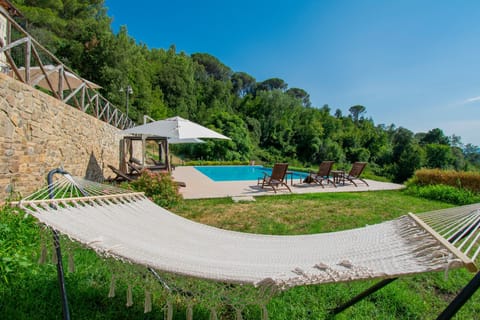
(127, 160, 145, 175)
(343, 162, 369, 187)
(149, 157, 174, 171)
(109, 164, 186, 188)
(130, 157, 143, 165)
(129, 157, 168, 172)
(309, 161, 336, 187)
(258, 163, 292, 193)
(129, 159, 184, 186)
(107, 164, 133, 182)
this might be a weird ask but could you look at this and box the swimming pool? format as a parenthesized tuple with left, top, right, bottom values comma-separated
(194, 165, 308, 182)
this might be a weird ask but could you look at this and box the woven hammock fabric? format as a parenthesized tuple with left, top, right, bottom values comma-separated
(19, 178, 479, 289)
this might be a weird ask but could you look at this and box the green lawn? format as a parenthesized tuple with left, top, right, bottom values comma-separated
(1, 190, 479, 319)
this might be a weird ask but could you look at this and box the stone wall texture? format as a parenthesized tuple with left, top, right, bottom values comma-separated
(0, 73, 121, 201)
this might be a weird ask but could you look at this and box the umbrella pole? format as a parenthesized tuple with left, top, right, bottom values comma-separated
(165, 140, 170, 172)
(141, 135, 146, 168)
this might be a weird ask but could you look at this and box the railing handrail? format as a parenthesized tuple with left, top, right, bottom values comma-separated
(0, 6, 135, 130)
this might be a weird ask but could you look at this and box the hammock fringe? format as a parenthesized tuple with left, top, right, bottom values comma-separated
(144, 290, 152, 313)
(126, 284, 133, 307)
(68, 251, 75, 273)
(165, 301, 173, 320)
(38, 242, 47, 264)
(108, 275, 116, 298)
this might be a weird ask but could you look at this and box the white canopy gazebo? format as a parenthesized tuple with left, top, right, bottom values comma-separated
(122, 116, 230, 140)
(121, 116, 230, 172)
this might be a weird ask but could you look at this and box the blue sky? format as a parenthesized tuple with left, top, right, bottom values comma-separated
(105, 0, 480, 146)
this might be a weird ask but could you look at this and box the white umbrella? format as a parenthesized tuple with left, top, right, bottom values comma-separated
(122, 116, 230, 140)
(167, 137, 205, 144)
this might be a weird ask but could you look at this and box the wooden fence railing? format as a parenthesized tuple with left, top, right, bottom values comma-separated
(0, 6, 134, 129)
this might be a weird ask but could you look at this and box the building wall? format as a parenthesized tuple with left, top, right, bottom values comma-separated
(0, 73, 121, 201)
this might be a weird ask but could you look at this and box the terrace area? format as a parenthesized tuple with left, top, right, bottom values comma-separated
(172, 166, 404, 200)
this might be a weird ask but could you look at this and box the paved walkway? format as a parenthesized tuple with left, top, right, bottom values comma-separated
(172, 166, 404, 199)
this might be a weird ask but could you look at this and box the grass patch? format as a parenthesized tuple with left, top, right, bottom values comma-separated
(174, 191, 451, 234)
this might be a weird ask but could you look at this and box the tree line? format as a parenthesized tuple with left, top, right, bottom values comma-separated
(11, 0, 480, 182)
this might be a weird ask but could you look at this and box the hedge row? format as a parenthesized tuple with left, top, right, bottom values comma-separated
(413, 168, 480, 193)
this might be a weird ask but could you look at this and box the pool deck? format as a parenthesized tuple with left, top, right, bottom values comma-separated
(172, 166, 404, 200)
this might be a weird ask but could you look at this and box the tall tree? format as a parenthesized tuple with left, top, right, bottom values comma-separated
(420, 128, 450, 145)
(256, 78, 288, 92)
(286, 87, 311, 107)
(348, 105, 366, 123)
(191, 53, 232, 81)
(99, 26, 164, 122)
(464, 144, 480, 168)
(231, 72, 256, 97)
(391, 127, 424, 182)
(425, 144, 454, 169)
(153, 46, 196, 118)
(15, 0, 111, 74)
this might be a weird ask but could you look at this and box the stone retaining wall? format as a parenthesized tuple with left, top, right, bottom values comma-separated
(0, 73, 121, 201)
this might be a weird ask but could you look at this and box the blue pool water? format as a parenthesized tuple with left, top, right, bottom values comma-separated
(194, 165, 308, 182)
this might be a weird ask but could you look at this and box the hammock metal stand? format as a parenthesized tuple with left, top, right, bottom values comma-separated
(331, 221, 480, 320)
(329, 278, 398, 316)
(47, 168, 72, 320)
(437, 271, 480, 320)
(330, 271, 480, 319)
(52, 229, 70, 320)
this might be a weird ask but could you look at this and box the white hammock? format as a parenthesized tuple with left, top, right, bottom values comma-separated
(17, 175, 479, 290)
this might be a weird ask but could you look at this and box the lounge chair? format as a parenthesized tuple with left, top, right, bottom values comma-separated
(130, 157, 143, 165)
(127, 160, 144, 175)
(149, 157, 175, 171)
(148, 157, 166, 166)
(343, 162, 369, 187)
(258, 163, 292, 193)
(309, 161, 336, 187)
(128, 157, 168, 172)
(109, 164, 185, 188)
(107, 164, 133, 182)
(128, 157, 164, 173)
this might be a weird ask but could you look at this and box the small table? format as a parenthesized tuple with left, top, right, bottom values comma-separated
(331, 170, 345, 185)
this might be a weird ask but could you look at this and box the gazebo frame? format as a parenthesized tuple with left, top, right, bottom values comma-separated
(120, 135, 170, 174)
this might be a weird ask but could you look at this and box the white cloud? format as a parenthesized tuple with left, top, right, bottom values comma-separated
(464, 96, 480, 104)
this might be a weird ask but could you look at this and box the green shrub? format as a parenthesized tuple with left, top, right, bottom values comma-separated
(0, 206, 40, 284)
(404, 184, 480, 205)
(129, 171, 183, 208)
